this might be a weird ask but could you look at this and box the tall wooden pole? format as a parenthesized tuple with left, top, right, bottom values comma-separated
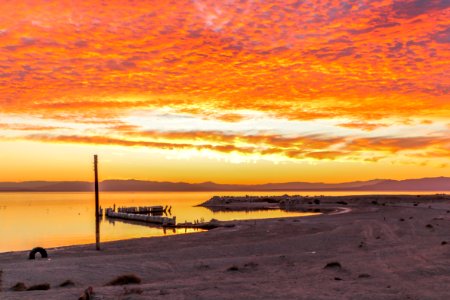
(94, 155, 100, 250)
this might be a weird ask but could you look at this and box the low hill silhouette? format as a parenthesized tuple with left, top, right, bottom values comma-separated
(0, 177, 448, 192)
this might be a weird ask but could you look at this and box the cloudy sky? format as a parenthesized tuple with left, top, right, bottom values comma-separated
(0, 0, 449, 183)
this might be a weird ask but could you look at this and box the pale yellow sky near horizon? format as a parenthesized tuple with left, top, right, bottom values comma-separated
(1, 140, 448, 184)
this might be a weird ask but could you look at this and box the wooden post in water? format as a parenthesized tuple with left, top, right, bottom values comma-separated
(94, 155, 100, 250)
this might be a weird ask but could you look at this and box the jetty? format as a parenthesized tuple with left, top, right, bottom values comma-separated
(106, 208, 176, 226)
(104, 205, 234, 230)
(105, 205, 175, 226)
(116, 205, 171, 214)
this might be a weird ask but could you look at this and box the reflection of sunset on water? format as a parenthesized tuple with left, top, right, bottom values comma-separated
(0, 191, 315, 252)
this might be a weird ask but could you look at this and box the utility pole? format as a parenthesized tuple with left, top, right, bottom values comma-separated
(94, 155, 100, 250)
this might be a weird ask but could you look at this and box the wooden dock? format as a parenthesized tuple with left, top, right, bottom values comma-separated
(116, 205, 170, 214)
(106, 208, 176, 226)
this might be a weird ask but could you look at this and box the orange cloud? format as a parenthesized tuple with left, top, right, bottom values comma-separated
(0, 123, 65, 131)
(0, 0, 449, 181)
(338, 122, 388, 131)
(19, 129, 449, 163)
(0, 0, 448, 123)
(347, 136, 450, 154)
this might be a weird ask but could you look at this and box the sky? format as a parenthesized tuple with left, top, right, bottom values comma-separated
(0, 0, 449, 184)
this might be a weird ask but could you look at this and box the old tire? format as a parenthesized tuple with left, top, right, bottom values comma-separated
(29, 247, 48, 259)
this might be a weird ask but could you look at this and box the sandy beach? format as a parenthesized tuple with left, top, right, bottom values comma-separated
(1, 194, 450, 299)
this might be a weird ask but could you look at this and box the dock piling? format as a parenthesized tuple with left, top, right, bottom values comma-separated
(94, 155, 100, 251)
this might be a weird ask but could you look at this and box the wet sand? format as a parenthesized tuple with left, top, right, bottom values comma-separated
(1, 194, 449, 299)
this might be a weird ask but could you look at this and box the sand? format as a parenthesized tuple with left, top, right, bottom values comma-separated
(1, 195, 450, 299)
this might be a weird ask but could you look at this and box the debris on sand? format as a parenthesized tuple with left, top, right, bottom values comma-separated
(441, 241, 447, 245)
(244, 262, 258, 269)
(28, 247, 48, 260)
(78, 286, 93, 300)
(123, 286, 143, 295)
(59, 280, 75, 287)
(358, 273, 371, 279)
(195, 263, 210, 270)
(107, 274, 142, 286)
(426, 224, 434, 229)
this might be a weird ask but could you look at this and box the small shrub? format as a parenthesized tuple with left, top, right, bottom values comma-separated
(227, 266, 239, 272)
(11, 282, 27, 291)
(324, 262, 342, 270)
(107, 274, 141, 286)
(59, 280, 75, 287)
(27, 283, 50, 291)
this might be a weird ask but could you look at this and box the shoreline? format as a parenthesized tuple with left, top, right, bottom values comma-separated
(0, 190, 449, 193)
(1, 194, 450, 299)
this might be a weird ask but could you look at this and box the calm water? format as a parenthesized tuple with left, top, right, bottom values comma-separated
(0, 191, 311, 253)
(0, 191, 442, 253)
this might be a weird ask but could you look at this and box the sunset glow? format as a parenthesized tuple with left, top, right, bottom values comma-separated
(1, 0, 449, 183)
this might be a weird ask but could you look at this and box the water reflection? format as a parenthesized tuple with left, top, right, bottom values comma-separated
(2, 190, 440, 252)
(0, 191, 311, 252)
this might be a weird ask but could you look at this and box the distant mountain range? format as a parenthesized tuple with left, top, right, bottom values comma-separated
(0, 177, 448, 192)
